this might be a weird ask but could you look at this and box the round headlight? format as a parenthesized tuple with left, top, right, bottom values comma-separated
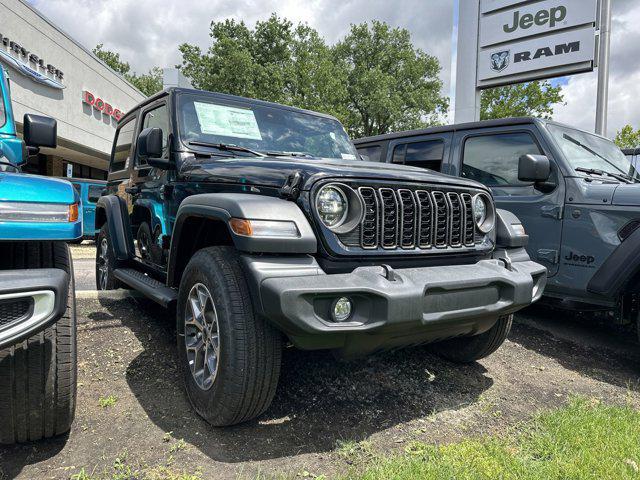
(473, 195, 487, 225)
(316, 185, 348, 228)
(473, 193, 495, 233)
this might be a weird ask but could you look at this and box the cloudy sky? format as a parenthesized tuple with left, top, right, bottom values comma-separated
(28, 0, 639, 138)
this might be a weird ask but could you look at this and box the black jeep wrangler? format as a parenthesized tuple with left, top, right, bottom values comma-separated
(96, 88, 546, 426)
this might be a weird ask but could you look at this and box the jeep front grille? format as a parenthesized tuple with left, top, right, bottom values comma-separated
(338, 185, 479, 251)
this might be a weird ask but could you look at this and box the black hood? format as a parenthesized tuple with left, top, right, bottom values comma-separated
(179, 155, 487, 192)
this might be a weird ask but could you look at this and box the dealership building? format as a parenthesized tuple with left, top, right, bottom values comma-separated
(0, 0, 146, 179)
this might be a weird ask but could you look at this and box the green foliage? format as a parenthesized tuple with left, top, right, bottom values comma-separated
(340, 398, 640, 480)
(480, 80, 564, 121)
(178, 16, 447, 137)
(614, 125, 640, 149)
(334, 21, 448, 137)
(93, 45, 163, 97)
(98, 394, 118, 408)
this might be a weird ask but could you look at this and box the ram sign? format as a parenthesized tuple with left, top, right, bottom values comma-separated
(475, 0, 598, 88)
(478, 25, 595, 84)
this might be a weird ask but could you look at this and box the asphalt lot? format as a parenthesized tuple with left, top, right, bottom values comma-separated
(1, 246, 639, 479)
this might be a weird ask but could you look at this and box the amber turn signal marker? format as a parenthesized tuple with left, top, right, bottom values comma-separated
(69, 203, 79, 222)
(229, 218, 253, 236)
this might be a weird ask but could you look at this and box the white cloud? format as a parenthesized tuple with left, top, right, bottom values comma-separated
(553, 0, 640, 137)
(27, 0, 454, 95)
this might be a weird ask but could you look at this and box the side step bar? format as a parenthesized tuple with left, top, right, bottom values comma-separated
(114, 268, 177, 308)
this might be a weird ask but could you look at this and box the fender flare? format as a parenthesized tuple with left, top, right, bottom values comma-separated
(587, 225, 640, 299)
(167, 193, 317, 287)
(95, 195, 134, 261)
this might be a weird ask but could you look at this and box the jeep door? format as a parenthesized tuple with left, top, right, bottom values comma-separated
(129, 100, 173, 270)
(449, 126, 565, 276)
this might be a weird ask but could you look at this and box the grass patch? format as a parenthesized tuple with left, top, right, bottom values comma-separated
(70, 453, 201, 480)
(340, 398, 640, 480)
(98, 395, 118, 408)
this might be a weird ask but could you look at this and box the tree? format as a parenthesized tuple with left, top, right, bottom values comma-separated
(178, 14, 347, 117)
(92, 44, 163, 97)
(178, 17, 447, 137)
(614, 125, 640, 149)
(480, 80, 563, 121)
(334, 21, 448, 137)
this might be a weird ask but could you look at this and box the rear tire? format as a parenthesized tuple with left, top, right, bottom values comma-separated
(177, 246, 282, 426)
(432, 314, 513, 363)
(0, 242, 77, 444)
(96, 224, 121, 290)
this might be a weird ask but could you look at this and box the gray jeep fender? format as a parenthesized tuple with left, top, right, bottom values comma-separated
(167, 193, 317, 286)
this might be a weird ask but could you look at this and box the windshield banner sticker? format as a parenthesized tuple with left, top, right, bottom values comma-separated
(194, 102, 262, 141)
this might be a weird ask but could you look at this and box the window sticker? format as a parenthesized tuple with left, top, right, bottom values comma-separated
(193, 102, 262, 140)
(341, 153, 357, 160)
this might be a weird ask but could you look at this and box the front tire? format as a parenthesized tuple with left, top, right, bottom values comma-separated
(432, 314, 513, 363)
(0, 242, 77, 444)
(177, 246, 282, 426)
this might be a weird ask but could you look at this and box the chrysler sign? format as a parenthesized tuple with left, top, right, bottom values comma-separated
(0, 33, 65, 89)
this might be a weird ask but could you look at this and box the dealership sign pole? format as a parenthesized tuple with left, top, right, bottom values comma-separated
(595, 0, 611, 136)
(455, 0, 601, 127)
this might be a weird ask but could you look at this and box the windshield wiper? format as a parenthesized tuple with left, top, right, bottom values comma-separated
(187, 141, 265, 157)
(265, 151, 314, 158)
(563, 134, 634, 182)
(575, 167, 633, 184)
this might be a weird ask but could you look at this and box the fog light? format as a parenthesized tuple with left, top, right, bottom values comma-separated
(331, 297, 352, 322)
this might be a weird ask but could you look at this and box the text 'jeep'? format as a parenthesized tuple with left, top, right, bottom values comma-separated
(96, 88, 546, 426)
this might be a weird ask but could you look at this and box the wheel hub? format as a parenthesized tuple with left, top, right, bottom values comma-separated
(184, 283, 220, 391)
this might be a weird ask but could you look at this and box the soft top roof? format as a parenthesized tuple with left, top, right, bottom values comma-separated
(622, 148, 640, 156)
(119, 87, 339, 124)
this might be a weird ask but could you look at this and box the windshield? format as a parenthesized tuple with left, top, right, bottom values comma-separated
(177, 94, 359, 160)
(548, 124, 638, 180)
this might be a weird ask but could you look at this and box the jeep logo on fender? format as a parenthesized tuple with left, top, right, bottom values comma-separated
(564, 251, 596, 268)
(503, 6, 567, 33)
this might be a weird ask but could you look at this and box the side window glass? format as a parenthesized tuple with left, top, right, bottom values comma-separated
(356, 145, 382, 162)
(462, 133, 541, 186)
(392, 140, 444, 171)
(110, 118, 136, 173)
(88, 185, 103, 203)
(139, 104, 170, 166)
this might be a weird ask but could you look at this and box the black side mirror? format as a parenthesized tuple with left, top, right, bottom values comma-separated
(24, 114, 57, 149)
(137, 127, 173, 170)
(518, 154, 551, 182)
(137, 127, 163, 159)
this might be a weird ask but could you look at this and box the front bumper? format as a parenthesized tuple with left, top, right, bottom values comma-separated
(243, 255, 546, 354)
(0, 269, 69, 349)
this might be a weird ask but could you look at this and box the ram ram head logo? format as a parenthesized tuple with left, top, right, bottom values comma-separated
(490, 50, 510, 72)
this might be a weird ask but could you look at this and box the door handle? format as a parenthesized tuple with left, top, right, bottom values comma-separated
(125, 186, 140, 195)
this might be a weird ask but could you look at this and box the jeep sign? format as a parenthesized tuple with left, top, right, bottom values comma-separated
(478, 26, 594, 84)
(480, 0, 598, 47)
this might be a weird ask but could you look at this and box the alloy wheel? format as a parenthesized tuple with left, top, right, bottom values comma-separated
(184, 283, 220, 390)
(97, 238, 109, 290)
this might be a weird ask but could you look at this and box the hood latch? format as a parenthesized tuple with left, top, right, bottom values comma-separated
(279, 171, 303, 200)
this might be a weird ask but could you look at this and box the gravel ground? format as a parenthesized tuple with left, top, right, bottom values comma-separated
(1, 293, 639, 480)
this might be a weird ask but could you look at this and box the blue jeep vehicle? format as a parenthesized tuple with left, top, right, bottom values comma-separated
(67, 178, 106, 240)
(354, 118, 640, 337)
(0, 68, 80, 443)
(96, 88, 545, 426)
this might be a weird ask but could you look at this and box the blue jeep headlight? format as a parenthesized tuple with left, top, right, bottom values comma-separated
(0, 201, 79, 223)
